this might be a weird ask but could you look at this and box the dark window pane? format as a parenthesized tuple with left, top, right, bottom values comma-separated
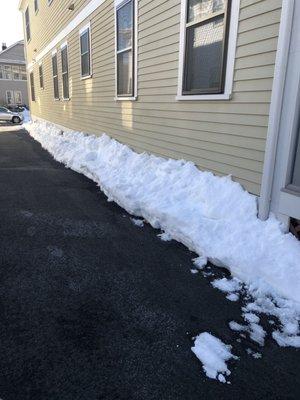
(52, 54, 58, 76)
(53, 76, 59, 99)
(184, 15, 225, 93)
(34, 0, 39, 12)
(61, 47, 68, 73)
(39, 65, 43, 88)
(80, 31, 89, 55)
(25, 8, 31, 41)
(81, 52, 90, 77)
(117, 50, 133, 96)
(63, 73, 69, 99)
(188, 0, 225, 23)
(30, 72, 35, 101)
(117, 1, 133, 51)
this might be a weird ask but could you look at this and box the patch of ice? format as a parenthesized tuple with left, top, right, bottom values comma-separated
(131, 218, 144, 227)
(192, 332, 237, 383)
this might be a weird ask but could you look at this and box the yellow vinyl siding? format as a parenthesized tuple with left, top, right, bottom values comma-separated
(25, 0, 282, 195)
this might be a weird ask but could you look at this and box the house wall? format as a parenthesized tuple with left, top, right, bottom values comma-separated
(23, 0, 282, 195)
(0, 75, 28, 106)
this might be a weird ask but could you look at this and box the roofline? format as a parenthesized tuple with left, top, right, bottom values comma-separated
(0, 41, 24, 58)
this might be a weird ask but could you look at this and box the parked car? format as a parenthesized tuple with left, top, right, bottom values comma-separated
(0, 106, 24, 124)
(6, 105, 26, 113)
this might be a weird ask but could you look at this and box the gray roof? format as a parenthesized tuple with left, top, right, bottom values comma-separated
(0, 41, 26, 65)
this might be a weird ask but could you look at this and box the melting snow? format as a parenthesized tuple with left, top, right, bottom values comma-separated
(192, 332, 238, 383)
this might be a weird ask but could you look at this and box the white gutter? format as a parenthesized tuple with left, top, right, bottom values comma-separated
(258, 0, 295, 220)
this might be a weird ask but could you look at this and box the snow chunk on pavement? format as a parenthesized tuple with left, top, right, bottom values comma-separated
(211, 277, 241, 293)
(192, 332, 238, 383)
(131, 218, 144, 227)
(226, 293, 239, 302)
(193, 256, 208, 270)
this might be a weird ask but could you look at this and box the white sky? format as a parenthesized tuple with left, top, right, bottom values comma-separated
(0, 0, 24, 48)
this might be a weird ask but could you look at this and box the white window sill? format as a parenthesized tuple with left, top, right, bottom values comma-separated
(54, 98, 60, 101)
(62, 98, 70, 101)
(81, 74, 92, 81)
(115, 96, 137, 101)
(176, 93, 232, 101)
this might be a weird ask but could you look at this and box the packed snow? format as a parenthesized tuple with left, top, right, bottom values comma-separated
(131, 218, 144, 227)
(192, 332, 237, 383)
(24, 120, 300, 374)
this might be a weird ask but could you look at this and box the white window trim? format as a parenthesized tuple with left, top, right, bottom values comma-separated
(114, 0, 138, 101)
(176, 0, 240, 101)
(79, 22, 93, 80)
(61, 42, 70, 100)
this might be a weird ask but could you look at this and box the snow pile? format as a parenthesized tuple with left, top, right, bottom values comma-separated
(22, 109, 31, 123)
(24, 119, 300, 351)
(192, 332, 237, 383)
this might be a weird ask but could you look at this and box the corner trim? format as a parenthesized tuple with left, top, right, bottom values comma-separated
(258, 0, 295, 220)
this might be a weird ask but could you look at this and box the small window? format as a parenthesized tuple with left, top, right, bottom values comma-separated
(80, 26, 91, 78)
(61, 44, 69, 99)
(6, 90, 14, 105)
(39, 64, 44, 89)
(52, 52, 59, 99)
(2, 65, 12, 80)
(34, 0, 39, 13)
(12, 66, 20, 80)
(25, 7, 31, 42)
(15, 91, 22, 105)
(116, 0, 134, 97)
(30, 72, 35, 101)
(182, 0, 231, 95)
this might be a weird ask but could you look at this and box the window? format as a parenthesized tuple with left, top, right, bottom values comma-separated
(80, 25, 91, 78)
(39, 63, 44, 89)
(61, 44, 69, 99)
(1, 65, 12, 80)
(15, 91, 22, 105)
(20, 66, 27, 81)
(116, 0, 135, 97)
(52, 52, 59, 99)
(25, 7, 31, 42)
(177, 0, 239, 100)
(30, 72, 35, 101)
(34, 0, 39, 13)
(6, 91, 14, 105)
(183, 0, 231, 95)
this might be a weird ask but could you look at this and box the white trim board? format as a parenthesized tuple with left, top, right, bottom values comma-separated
(258, 0, 295, 220)
(27, 0, 107, 70)
(176, 0, 240, 101)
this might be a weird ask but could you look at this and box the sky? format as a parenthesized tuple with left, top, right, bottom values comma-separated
(0, 0, 24, 48)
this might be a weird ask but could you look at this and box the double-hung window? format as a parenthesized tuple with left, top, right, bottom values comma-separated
(52, 51, 59, 99)
(116, 0, 135, 98)
(39, 63, 44, 89)
(30, 72, 35, 101)
(61, 44, 69, 99)
(80, 25, 91, 78)
(178, 0, 238, 99)
(25, 7, 31, 42)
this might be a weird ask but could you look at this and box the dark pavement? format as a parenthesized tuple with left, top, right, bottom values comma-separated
(0, 127, 299, 400)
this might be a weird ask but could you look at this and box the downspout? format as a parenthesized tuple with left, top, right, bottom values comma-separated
(258, 0, 295, 220)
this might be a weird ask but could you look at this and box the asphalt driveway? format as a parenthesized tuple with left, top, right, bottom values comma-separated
(0, 127, 299, 400)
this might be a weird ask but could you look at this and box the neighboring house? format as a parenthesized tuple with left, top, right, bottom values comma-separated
(19, 0, 300, 227)
(0, 41, 28, 107)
